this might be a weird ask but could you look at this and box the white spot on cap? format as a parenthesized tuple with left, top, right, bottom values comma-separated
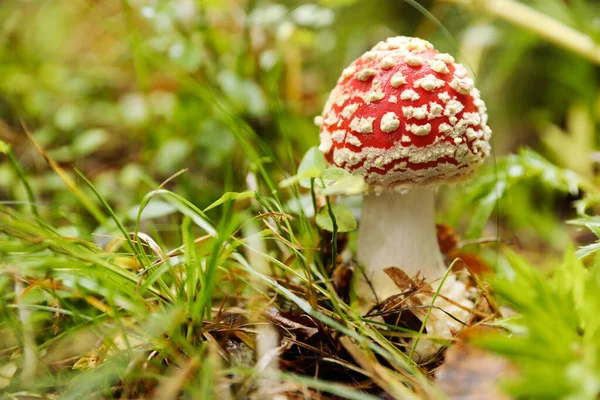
(407, 38, 433, 52)
(314, 116, 323, 127)
(342, 65, 356, 79)
(414, 74, 446, 91)
(466, 128, 480, 141)
(444, 99, 465, 118)
(484, 126, 492, 141)
(319, 130, 333, 154)
(406, 123, 432, 136)
(439, 123, 453, 136)
(405, 54, 423, 66)
(380, 57, 396, 69)
(428, 102, 443, 119)
(331, 129, 346, 143)
(454, 137, 463, 144)
(380, 112, 400, 133)
(435, 53, 455, 64)
(362, 51, 376, 60)
(401, 134, 411, 143)
(373, 40, 388, 51)
(450, 76, 474, 94)
(356, 68, 377, 81)
(400, 89, 420, 101)
(454, 65, 468, 78)
(461, 112, 481, 126)
(339, 92, 352, 106)
(454, 119, 469, 136)
(388, 95, 398, 103)
(456, 143, 470, 158)
(390, 72, 407, 87)
(341, 103, 359, 119)
(363, 90, 385, 104)
(324, 112, 338, 126)
(438, 92, 451, 103)
(350, 116, 375, 133)
(386, 36, 409, 49)
(427, 59, 450, 74)
(346, 133, 362, 147)
(349, 117, 360, 132)
(402, 105, 428, 120)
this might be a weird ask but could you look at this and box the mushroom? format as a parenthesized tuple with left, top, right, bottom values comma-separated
(316, 36, 492, 359)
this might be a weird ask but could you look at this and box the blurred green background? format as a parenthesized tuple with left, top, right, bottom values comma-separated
(3, 1, 600, 398)
(1, 0, 599, 261)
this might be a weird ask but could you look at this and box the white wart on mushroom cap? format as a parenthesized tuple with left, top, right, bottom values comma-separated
(316, 36, 492, 191)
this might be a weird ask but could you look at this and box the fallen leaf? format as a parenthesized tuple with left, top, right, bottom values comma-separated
(437, 224, 460, 254)
(376, 268, 435, 333)
(265, 307, 319, 338)
(383, 267, 414, 291)
(450, 251, 493, 276)
(382, 268, 432, 299)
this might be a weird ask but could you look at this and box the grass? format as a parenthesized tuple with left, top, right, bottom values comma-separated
(0, 157, 439, 398)
(1, 0, 600, 399)
(2, 127, 600, 398)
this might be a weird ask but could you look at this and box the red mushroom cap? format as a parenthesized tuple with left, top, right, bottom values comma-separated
(316, 36, 491, 192)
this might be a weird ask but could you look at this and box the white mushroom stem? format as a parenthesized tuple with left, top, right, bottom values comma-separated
(357, 187, 445, 308)
(356, 187, 474, 361)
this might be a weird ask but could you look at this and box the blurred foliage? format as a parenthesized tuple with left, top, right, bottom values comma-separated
(0, 0, 598, 257)
(0, 0, 599, 250)
(480, 249, 600, 399)
(1, 0, 600, 398)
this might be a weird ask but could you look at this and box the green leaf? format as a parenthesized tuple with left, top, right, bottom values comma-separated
(318, 174, 367, 196)
(569, 216, 600, 237)
(279, 166, 323, 188)
(322, 167, 350, 181)
(279, 146, 328, 188)
(453, 149, 590, 241)
(569, 217, 600, 257)
(466, 179, 507, 238)
(575, 242, 600, 259)
(135, 189, 216, 236)
(316, 203, 357, 232)
(477, 247, 600, 399)
(298, 146, 327, 188)
(299, 147, 327, 174)
(204, 191, 254, 212)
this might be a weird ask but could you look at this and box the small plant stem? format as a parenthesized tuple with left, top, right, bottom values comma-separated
(306, 178, 319, 308)
(310, 178, 318, 221)
(443, 0, 600, 65)
(6, 150, 40, 219)
(324, 194, 338, 274)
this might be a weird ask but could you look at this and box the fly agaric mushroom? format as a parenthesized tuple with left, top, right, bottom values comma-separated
(315, 36, 491, 360)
